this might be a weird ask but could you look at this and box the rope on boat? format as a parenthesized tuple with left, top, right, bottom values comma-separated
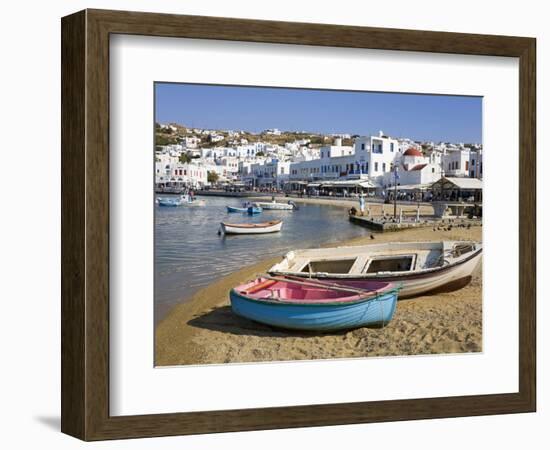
(452, 242, 475, 256)
(433, 242, 476, 268)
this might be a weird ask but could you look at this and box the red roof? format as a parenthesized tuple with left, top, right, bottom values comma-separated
(409, 163, 428, 171)
(403, 147, 423, 157)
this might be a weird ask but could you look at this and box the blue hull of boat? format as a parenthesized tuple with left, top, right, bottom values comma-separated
(230, 290, 398, 331)
(247, 207, 262, 215)
(158, 200, 180, 207)
(227, 206, 247, 213)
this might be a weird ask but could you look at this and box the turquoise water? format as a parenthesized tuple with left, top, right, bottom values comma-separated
(155, 196, 371, 322)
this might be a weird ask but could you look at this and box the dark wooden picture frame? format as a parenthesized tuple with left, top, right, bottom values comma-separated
(61, 9, 536, 441)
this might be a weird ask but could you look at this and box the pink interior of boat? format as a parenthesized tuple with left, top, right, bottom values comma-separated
(235, 278, 392, 304)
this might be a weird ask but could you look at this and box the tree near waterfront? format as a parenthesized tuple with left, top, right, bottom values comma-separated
(179, 152, 192, 164)
(207, 171, 219, 184)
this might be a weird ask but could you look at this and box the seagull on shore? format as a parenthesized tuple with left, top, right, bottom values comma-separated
(370, 234, 375, 240)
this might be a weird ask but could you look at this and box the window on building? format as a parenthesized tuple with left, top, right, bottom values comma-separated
(432, 167, 435, 173)
(361, 143, 365, 150)
(382, 163, 386, 172)
(390, 143, 394, 152)
(375, 162, 378, 172)
(465, 161, 469, 171)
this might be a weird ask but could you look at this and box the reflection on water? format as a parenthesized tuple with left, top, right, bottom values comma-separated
(155, 196, 370, 322)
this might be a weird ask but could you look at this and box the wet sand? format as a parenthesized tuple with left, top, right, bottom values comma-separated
(155, 225, 482, 366)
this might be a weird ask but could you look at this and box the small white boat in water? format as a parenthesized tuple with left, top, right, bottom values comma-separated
(254, 201, 295, 210)
(268, 241, 482, 298)
(157, 195, 205, 207)
(220, 220, 283, 235)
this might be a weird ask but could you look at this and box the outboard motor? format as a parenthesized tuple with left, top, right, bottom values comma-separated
(288, 200, 298, 210)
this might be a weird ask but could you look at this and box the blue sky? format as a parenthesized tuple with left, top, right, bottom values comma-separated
(155, 83, 482, 143)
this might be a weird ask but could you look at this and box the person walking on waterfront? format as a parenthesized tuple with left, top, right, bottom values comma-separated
(359, 193, 366, 216)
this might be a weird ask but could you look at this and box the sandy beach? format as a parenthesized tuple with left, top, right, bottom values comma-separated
(155, 218, 482, 366)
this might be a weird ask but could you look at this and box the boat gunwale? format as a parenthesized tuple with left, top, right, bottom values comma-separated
(269, 245, 482, 281)
(222, 220, 282, 229)
(230, 284, 400, 307)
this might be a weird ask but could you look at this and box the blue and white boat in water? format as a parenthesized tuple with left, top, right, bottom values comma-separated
(230, 276, 399, 331)
(158, 196, 183, 207)
(247, 205, 262, 215)
(226, 205, 248, 213)
(157, 194, 205, 207)
(227, 202, 262, 214)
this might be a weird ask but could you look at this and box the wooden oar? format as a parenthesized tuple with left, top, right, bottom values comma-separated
(282, 274, 379, 295)
(262, 275, 374, 296)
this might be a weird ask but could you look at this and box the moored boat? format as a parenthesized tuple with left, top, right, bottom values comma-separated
(157, 195, 205, 207)
(247, 205, 263, 215)
(230, 276, 399, 331)
(227, 205, 248, 213)
(254, 201, 295, 210)
(220, 220, 283, 235)
(268, 241, 482, 298)
(158, 197, 183, 207)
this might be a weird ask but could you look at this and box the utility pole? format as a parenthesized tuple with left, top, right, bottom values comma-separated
(393, 165, 399, 218)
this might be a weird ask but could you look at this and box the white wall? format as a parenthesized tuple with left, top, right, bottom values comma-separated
(0, 1, 546, 450)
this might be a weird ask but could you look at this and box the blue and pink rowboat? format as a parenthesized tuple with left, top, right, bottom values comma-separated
(230, 276, 399, 331)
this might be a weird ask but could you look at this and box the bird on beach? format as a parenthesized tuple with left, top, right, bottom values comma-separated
(370, 234, 375, 240)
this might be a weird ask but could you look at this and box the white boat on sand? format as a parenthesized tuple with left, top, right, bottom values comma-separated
(220, 220, 283, 235)
(268, 241, 482, 298)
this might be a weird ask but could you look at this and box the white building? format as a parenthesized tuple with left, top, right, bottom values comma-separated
(442, 148, 472, 177)
(351, 133, 400, 181)
(441, 147, 483, 178)
(180, 136, 201, 148)
(468, 149, 483, 178)
(288, 133, 400, 186)
(243, 159, 290, 189)
(155, 162, 208, 188)
(218, 156, 240, 180)
(378, 147, 443, 187)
